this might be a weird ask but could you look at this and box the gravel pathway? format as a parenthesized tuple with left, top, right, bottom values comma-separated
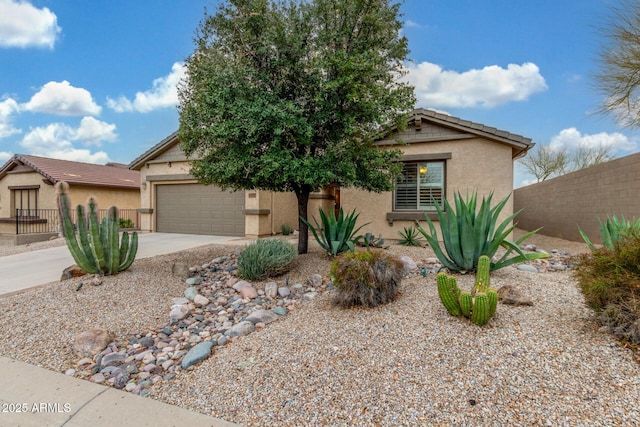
(1, 232, 639, 426)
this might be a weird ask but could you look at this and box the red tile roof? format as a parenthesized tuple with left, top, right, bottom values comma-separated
(0, 155, 140, 189)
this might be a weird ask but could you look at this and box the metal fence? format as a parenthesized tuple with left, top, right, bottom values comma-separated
(15, 209, 140, 235)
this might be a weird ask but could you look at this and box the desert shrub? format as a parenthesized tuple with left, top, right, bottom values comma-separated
(281, 223, 293, 236)
(398, 226, 422, 246)
(330, 250, 404, 307)
(238, 239, 297, 280)
(119, 218, 135, 229)
(573, 234, 640, 343)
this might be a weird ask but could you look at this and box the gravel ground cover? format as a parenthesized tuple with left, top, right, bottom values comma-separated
(1, 231, 639, 426)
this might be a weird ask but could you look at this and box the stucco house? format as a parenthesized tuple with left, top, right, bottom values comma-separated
(0, 154, 140, 244)
(129, 109, 533, 239)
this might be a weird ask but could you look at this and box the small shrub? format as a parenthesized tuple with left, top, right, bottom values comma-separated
(238, 239, 297, 280)
(119, 218, 135, 229)
(281, 223, 294, 236)
(330, 250, 404, 307)
(573, 234, 640, 343)
(398, 226, 422, 246)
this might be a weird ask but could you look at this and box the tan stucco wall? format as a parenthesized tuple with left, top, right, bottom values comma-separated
(0, 171, 55, 218)
(247, 191, 300, 237)
(137, 131, 516, 239)
(140, 159, 317, 237)
(341, 137, 514, 241)
(0, 171, 139, 218)
(0, 170, 139, 236)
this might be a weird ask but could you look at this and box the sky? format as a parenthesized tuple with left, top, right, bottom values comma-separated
(0, 0, 636, 187)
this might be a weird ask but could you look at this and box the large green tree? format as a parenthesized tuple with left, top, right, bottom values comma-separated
(178, 0, 415, 254)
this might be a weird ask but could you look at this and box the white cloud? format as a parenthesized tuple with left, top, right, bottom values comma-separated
(0, 0, 60, 49)
(0, 97, 21, 138)
(23, 81, 102, 116)
(0, 151, 12, 162)
(107, 62, 185, 113)
(549, 127, 637, 154)
(74, 116, 117, 146)
(404, 61, 548, 108)
(19, 120, 115, 164)
(404, 20, 422, 28)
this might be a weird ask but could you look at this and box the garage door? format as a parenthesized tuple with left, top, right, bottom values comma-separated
(156, 184, 245, 236)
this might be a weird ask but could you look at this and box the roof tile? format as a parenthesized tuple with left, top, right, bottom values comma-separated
(2, 155, 140, 189)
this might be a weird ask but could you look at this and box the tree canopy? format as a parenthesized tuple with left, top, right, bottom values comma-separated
(178, 0, 416, 253)
(594, 0, 640, 127)
(519, 142, 614, 182)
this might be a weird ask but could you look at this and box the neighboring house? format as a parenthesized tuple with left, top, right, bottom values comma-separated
(0, 154, 140, 243)
(130, 109, 533, 239)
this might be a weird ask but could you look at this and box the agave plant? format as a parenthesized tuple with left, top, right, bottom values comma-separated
(416, 191, 548, 273)
(579, 215, 640, 251)
(301, 207, 369, 256)
(398, 226, 423, 246)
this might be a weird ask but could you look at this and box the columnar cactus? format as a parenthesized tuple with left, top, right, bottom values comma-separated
(436, 273, 462, 316)
(436, 255, 498, 326)
(56, 182, 137, 275)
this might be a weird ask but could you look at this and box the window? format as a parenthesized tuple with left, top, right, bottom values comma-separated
(394, 161, 445, 211)
(10, 186, 39, 216)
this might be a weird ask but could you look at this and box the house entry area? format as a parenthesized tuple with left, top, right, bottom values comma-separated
(155, 184, 245, 236)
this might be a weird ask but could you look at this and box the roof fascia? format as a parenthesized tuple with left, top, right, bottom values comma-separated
(129, 131, 179, 170)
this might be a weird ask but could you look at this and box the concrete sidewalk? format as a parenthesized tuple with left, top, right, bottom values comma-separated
(0, 232, 249, 296)
(0, 356, 238, 427)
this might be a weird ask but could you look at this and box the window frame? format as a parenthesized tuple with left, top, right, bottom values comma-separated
(393, 160, 446, 212)
(9, 185, 40, 216)
(386, 153, 450, 224)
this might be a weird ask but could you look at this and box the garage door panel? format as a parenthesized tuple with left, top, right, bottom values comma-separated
(156, 184, 245, 236)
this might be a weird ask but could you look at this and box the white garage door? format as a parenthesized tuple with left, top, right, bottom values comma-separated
(156, 184, 245, 236)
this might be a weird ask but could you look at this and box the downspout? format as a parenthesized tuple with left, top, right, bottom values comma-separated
(271, 192, 275, 235)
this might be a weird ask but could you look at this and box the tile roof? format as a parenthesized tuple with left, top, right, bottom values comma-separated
(415, 108, 533, 149)
(0, 155, 140, 189)
(129, 109, 534, 169)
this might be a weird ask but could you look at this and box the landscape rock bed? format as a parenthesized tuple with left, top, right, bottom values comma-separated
(65, 252, 334, 396)
(1, 233, 638, 426)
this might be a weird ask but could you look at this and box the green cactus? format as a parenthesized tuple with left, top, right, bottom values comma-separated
(459, 291, 473, 318)
(487, 288, 498, 317)
(437, 273, 462, 316)
(435, 255, 499, 326)
(56, 182, 137, 275)
(472, 255, 491, 295)
(471, 292, 490, 326)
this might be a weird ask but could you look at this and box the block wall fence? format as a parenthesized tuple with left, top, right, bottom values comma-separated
(513, 152, 640, 243)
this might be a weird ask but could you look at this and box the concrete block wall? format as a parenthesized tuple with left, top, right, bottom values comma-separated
(514, 152, 640, 243)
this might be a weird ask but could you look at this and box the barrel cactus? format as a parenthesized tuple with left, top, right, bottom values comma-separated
(436, 255, 498, 326)
(56, 182, 138, 275)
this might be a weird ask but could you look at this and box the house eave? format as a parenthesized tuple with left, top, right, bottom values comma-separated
(129, 131, 180, 170)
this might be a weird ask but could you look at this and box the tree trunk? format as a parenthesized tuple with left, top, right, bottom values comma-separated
(295, 184, 311, 254)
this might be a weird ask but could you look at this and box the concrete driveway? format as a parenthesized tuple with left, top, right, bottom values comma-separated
(0, 233, 247, 296)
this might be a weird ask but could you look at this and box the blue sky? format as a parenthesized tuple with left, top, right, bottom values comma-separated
(0, 0, 635, 187)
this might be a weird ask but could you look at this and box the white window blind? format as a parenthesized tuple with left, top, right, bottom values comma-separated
(394, 161, 444, 211)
